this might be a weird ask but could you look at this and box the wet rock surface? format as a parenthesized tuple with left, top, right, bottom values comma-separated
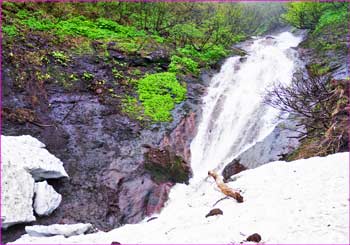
(223, 118, 301, 177)
(1, 33, 206, 243)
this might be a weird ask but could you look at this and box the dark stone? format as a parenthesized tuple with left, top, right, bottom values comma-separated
(246, 233, 262, 243)
(222, 159, 247, 181)
(205, 208, 223, 218)
(239, 56, 247, 63)
(111, 242, 121, 245)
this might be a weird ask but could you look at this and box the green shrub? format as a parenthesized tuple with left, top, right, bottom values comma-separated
(177, 45, 228, 64)
(137, 72, 186, 122)
(3, 25, 18, 36)
(168, 55, 199, 75)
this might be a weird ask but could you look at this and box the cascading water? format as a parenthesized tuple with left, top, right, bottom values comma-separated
(190, 31, 302, 182)
(108, 32, 304, 242)
(12, 32, 306, 244)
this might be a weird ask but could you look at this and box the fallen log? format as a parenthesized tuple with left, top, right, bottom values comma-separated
(208, 170, 243, 203)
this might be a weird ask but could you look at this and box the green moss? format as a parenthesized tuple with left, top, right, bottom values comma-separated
(137, 72, 186, 122)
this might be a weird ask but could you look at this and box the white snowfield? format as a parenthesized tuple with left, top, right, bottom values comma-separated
(11, 152, 349, 244)
(1, 135, 68, 229)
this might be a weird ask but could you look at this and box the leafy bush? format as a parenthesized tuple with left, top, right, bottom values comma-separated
(137, 72, 186, 122)
(168, 55, 199, 75)
(3, 25, 18, 36)
(177, 45, 228, 64)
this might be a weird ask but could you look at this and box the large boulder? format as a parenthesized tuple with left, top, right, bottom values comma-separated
(222, 118, 300, 181)
(1, 135, 68, 229)
(34, 181, 62, 216)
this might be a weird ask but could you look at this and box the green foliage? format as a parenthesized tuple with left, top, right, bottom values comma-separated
(282, 3, 326, 29)
(82, 72, 94, 81)
(283, 2, 349, 52)
(168, 55, 199, 75)
(308, 63, 330, 76)
(315, 7, 348, 33)
(177, 45, 228, 64)
(112, 68, 123, 80)
(137, 72, 186, 122)
(3, 25, 18, 36)
(51, 51, 69, 65)
(121, 96, 144, 120)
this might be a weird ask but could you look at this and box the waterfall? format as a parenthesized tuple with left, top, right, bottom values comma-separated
(11, 31, 306, 244)
(190, 32, 303, 182)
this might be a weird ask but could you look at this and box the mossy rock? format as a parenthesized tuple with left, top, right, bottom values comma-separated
(144, 147, 191, 184)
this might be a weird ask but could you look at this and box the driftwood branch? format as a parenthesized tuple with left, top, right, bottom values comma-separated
(208, 170, 243, 203)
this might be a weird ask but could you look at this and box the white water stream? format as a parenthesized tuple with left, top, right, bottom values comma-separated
(191, 31, 302, 182)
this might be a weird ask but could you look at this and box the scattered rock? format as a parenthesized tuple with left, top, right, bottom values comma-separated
(33, 181, 62, 216)
(246, 233, 262, 243)
(222, 159, 247, 181)
(25, 223, 93, 237)
(239, 56, 247, 63)
(205, 208, 223, 218)
(1, 135, 68, 229)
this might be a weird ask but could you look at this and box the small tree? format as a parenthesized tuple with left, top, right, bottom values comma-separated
(264, 71, 349, 155)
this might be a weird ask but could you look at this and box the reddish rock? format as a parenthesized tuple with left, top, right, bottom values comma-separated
(146, 182, 173, 216)
(144, 146, 192, 184)
(161, 112, 196, 163)
(246, 233, 262, 243)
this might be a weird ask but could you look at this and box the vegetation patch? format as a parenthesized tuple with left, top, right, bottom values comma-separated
(168, 55, 199, 75)
(137, 72, 186, 122)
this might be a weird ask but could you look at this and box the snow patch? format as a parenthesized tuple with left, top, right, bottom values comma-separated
(1, 135, 68, 229)
(10, 152, 349, 244)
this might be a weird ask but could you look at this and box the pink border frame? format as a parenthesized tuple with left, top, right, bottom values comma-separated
(0, 0, 349, 244)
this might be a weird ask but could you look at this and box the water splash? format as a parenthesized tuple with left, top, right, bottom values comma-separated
(190, 32, 302, 182)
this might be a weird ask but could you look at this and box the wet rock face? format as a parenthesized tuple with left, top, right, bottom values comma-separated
(144, 146, 192, 184)
(2, 33, 203, 243)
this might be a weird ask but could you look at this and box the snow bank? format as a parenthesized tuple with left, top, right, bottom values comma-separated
(11, 152, 349, 244)
(1, 135, 68, 229)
